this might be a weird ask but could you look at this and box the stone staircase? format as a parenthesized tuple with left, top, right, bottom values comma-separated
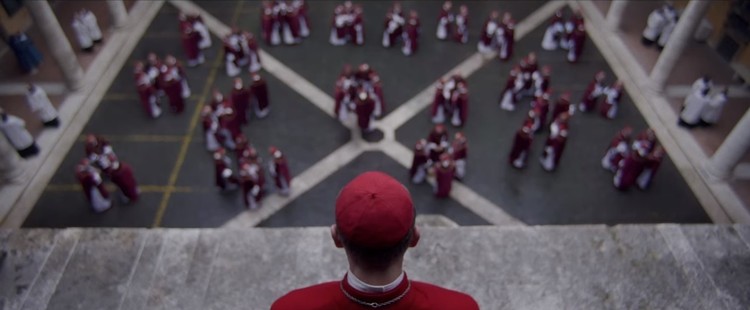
(1, 225, 748, 309)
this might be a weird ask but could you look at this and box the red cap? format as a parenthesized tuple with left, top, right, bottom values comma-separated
(336, 172, 414, 249)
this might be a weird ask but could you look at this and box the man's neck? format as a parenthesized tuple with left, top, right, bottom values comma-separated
(348, 263, 404, 287)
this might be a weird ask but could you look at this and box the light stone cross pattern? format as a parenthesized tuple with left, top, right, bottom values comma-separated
(170, 0, 569, 228)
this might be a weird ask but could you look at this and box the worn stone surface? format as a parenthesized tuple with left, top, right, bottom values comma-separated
(1, 225, 748, 310)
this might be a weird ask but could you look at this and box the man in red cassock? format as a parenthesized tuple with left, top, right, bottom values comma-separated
(382, 2, 405, 48)
(271, 172, 479, 310)
(230, 77, 251, 125)
(273, 0, 301, 46)
(509, 123, 534, 169)
(409, 139, 429, 184)
(427, 124, 449, 145)
(261, 1, 276, 45)
(354, 89, 375, 134)
(428, 139, 449, 164)
(354, 63, 385, 117)
(450, 80, 468, 127)
(250, 72, 271, 118)
(632, 128, 656, 157)
(211, 90, 235, 149)
(329, 4, 348, 46)
(496, 12, 515, 61)
(436, 1, 453, 40)
(613, 149, 645, 191)
(292, 0, 310, 38)
(454, 5, 469, 44)
(541, 9, 564, 50)
(637, 145, 664, 190)
(600, 80, 623, 120)
(84, 134, 115, 163)
(352, 4, 365, 46)
(224, 29, 245, 77)
(214, 147, 238, 191)
(602, 126, 632, 173)
(578, 71, 606, 112)
(478, 11, 499, 54)
(233, 134, 250, 160)
(519, 52, 538, 98)
(567, 23, 586, 63)
(550, 91, 573, 123)
(105, 153, 139, 204)
(539, 112, 570, 172)
(76, 159, 112, 213)
(402, 10, 420, 56)
(450, 132, 467, 179)
(499, 65, 523, 111)
(268, 146, 293, 196)
(239, 162, 262, 209)
(240, 31, 262, 73)
(530, 91, 551, 133)
(334, 64, 356, 122)
(432, 153, 455, 198)
(201, 106, 220, 152)
(133, 61, 161, 119)
(562, 10, 584, 50)
(431, 78, 448, 123)
(532, 65, 551, 98)
(160, 56, 187, 114)
(181, 23, 204, 67)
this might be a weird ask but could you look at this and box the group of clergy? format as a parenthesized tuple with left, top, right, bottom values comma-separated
(604, 128, 665, 191)
(409, 124, 468, 198)
(261, 0, 310, 46)
(477, 10, 516, 61)
(133, 53, 191, 118)
(541, 9, 586, 63)
(71, 8, 103, 53)
(76, 135, 140, 213)
(641, 3, 678, 50)
(212, 143, 293, 209)
(381, 2, 421, 56)
(179, 12, 211, 67)
(430, 74, 469, 128)
(333, 63, 386, 134)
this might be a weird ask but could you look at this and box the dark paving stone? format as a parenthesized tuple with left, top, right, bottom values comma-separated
(160, 191, 244, 228)
(259, 151, 490, 227)
(230, 1, 546, 117)
(396, 15, 709, 225)
(23, 193, 161, 228)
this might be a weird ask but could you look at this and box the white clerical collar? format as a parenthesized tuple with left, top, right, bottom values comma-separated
(346, 270, 404, 294)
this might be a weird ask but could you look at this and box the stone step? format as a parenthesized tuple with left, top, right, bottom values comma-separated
(0, 225, 748, 309)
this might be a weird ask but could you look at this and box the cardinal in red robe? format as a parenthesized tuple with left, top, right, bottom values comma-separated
(231, 77, 252, 125)
(75, 159, 111, 213)
(250, 72, 270, 118)
(409, 139, 429, 184)
(602, 126, 632, 173)
(133, 61, 161, 119)
(550, 91, 573, 123)
(509, 123, 534, 169)
(402, 10, 420, 56)
(354, 89, 375, 133)
(432, 153, 455, 198)
(214, 147, 238, 191)
(637, 145, 664, 190)
(539, 112, 570, 172)
(106, 154, 139, 203)
(268, 146, 293, 196)
(578, 71, 606, 112)
(450, 132, 468, 179)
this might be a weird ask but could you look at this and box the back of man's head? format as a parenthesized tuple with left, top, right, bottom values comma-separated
(331, 171, 419, 271)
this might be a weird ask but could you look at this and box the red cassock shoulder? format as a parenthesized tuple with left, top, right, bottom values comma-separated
(271, 281, 479, 310)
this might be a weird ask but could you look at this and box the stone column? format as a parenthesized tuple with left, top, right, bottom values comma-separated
(648, 0, 711, 92)
(25, 0, 85, 91)
(106, 0, 128, 29)
(705, 109, 750, 180)
(606, 0, 629, 31)
(0, 134, 22, 182)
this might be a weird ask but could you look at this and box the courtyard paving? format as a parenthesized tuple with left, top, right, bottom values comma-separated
(22, 0, 709, 228)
